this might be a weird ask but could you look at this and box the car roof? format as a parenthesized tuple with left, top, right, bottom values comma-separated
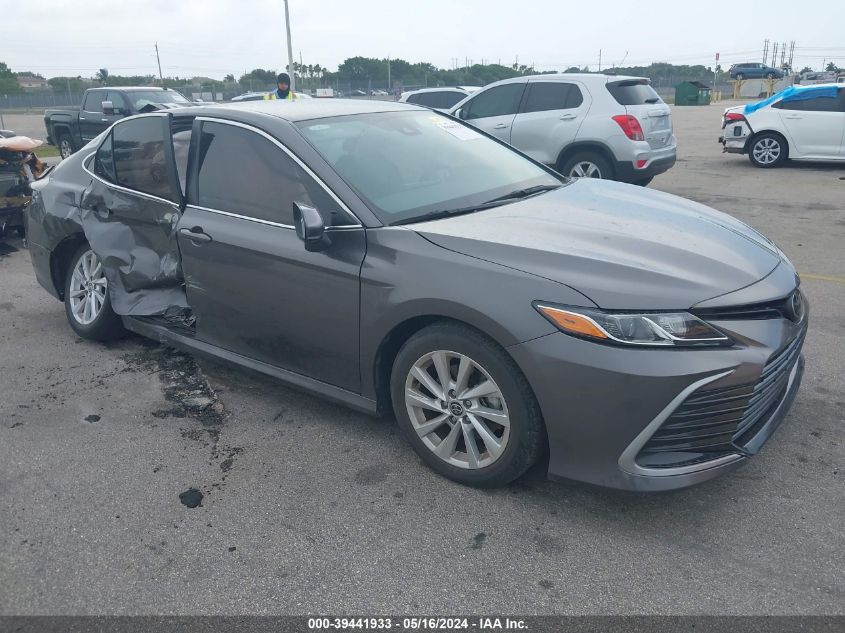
(485, 73, 646, 87)
(406, 86, 479, 94)
(179, 98, 425, 122)
(96, 86, 170, 92)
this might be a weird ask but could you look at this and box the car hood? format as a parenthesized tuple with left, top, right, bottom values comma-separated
(410, 179, 782, 310)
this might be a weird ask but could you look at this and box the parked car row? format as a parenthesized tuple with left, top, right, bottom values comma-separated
(25, 97, 806, 491)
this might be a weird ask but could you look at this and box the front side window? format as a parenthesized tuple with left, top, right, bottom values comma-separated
(111, 116, 177, 201)
(83, 91, 106, 112)
(463, 84, 524, 119)
(194, 121, 345, 227)
(297, 110, 561, 225)
(106, 91, 129, 114)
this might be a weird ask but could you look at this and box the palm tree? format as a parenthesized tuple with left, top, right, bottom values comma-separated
(95, 68, 109, 83)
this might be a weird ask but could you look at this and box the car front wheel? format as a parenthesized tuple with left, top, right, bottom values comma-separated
(64, 244, 125, 341)
(390, 323, 545, 487)
(749, 133, 787, 168)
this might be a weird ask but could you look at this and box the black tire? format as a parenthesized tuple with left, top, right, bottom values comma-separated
(748, 132, 788, 168)
(632, 176, 654, 187)
(765, 72, 775, 80)
(57, 132, 75, 160)
(559, 151, 614, 181)
(390, 322, 545, 488)
(63, 244, 125, 341)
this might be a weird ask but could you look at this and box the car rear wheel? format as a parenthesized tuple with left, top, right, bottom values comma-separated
(64, 244, 124, 341)
(58, 133, 75, 160)
(560, 152, 613, 180)
(749, 133, 787, 168)
(390, 323, 545, 487)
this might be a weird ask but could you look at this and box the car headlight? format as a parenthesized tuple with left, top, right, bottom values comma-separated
(534, 303, 732, 347)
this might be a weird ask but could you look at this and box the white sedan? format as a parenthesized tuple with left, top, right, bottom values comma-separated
(720, 83, 845, 167)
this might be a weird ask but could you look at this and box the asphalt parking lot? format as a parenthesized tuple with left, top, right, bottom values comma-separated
(1, 102, 843, 616)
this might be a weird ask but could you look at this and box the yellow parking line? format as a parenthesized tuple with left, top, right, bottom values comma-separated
(801, 273, 845, 284)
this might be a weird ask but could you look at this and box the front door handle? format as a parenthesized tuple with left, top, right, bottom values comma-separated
(179, 227, 212, 243)
(492, 123, 508, 129)
(783, 114, 802, 119)
(560, 113, 577, 120)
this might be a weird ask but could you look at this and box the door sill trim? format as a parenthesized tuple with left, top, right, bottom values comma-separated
(123, 316, 378, 416)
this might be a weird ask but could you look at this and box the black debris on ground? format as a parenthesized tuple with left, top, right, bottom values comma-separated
(178, 488, 204, 508)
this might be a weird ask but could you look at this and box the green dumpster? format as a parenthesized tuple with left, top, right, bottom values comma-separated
(674, 81, 712, 106)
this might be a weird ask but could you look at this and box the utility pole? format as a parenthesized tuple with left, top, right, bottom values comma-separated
(598, 49, 602, 72)
(387, 57, 391, 91)
(300, 50, 304, 89)
(771, 41, 779, 68)
(762, 39, 769, 65)
(283, 0, 296, 90)
(154, 42, 164, 85)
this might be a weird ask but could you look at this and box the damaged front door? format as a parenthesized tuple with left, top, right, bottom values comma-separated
(81, 113, 188, 315)
(177, 119, 365, 393)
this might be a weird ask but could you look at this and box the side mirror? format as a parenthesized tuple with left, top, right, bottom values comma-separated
(293, 201, 330, 252)
(102, 101, 115, 115)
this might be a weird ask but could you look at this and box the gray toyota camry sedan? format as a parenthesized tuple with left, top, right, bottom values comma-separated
(25, 99, 806, 491)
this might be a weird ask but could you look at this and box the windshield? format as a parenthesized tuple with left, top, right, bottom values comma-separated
(296, 111, 561, 224)
(128, 90, 191, 110)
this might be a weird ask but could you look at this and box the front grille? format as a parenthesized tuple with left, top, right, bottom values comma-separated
(692, 291, 805, 322)
(638, 326, 805, 467)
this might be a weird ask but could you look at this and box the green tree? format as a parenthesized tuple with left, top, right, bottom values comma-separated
(825, 61, 839, 72)
(95, 68, 110, 83)
(0, 61, 24, 95)
(48, 76, 87, 93)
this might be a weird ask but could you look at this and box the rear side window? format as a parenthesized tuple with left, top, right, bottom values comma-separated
(94, 131, 117, 182)
(606, 80, 662, 105)
(194, 121, 346, 227)
(773, 91, 843, 112)
(463, 84, 524, 119)
(521, 82, 583, 113)
(412, 91, 466, 109)
(111, 116, 178, 202)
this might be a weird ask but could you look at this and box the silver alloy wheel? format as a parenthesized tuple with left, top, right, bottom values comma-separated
(68, 250, 108, 326)
(59, 138, 73, 159)
(752, 137, 781, 165)
(404, 349, 510, 469)
(569, 161, 602, 178)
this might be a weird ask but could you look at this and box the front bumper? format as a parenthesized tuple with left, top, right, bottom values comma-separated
(508, 310, 807, 491)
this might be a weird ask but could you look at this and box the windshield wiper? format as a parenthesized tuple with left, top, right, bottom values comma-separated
(392, 184, 561, 226)
(484, 184, 561, 204)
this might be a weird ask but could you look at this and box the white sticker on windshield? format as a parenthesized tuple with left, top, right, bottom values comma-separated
(431, 117, 482, 141)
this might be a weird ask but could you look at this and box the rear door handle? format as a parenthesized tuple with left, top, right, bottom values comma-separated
(559, 113, 577, 120)
(783, 114, 802, 119)
(179, 227, 212, 243)
(493, 123, 509, 129)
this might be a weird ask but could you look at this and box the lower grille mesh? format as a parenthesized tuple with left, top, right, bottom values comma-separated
(639, 326, 805, 465)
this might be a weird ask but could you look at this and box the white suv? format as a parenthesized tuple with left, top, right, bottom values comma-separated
(448, 74, 676, 185)
(720, 83, 845, 167)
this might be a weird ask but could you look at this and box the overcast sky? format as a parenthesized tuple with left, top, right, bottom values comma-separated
(7, 0, 845, 80)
